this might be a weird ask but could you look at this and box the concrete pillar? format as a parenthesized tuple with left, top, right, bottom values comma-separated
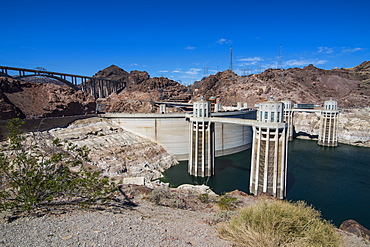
(282, 100, 294, 141)
(189, 100, 215, 177)
(318, 99, 339, 147)
(159, 104, 166, 114)
(214, 103, 219, 112)
(250, 97, 288, 199)
(237, 102, 242, 110)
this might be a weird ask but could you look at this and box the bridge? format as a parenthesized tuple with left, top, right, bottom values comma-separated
(0, 66, 125, 98)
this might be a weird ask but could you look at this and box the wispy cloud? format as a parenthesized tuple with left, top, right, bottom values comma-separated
(316, 47, 335, 54)
(184, 68, 202, 75)
(341, 47, 363, 53)
(237, 57, 263, 66)
(130, 63, 139, 66)
(158, 70, 168, 73)
(237, 57, 263, 62)
(217, 38, 232, 44)
(284, 59, 327, 67)
(185, 46, 196, 50)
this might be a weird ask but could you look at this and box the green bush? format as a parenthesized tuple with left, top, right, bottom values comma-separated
(219, 199, 341, 246)
(0, 118, 116, 213)
(217, 194, 238, 210)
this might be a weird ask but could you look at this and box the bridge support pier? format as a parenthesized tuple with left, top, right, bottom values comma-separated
(318, 99, 339, 147)
(250, 98, 288, 199)
(189, 100, 215, 177)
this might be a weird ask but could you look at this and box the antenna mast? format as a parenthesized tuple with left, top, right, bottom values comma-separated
(229, 46, 233, 71)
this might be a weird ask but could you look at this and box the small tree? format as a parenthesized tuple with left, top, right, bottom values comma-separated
(0, 118, 116, 212)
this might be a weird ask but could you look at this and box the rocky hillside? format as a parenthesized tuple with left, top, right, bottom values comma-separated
(1, 61, 369, 119)
(94, 65, 191, 113)
(0, 77, 96, 119)
(192, 61, 370, 108)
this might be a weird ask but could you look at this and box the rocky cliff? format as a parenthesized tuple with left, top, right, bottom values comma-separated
(0, 77, 96, 119)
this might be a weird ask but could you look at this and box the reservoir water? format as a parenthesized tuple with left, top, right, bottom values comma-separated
(161, 139, 370, 229)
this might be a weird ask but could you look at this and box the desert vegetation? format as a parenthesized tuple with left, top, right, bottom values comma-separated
(219, 198, 341, 246)
(0, 118, 116, 214)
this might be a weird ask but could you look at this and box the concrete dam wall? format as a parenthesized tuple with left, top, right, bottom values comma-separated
(103, 110, 257, 160)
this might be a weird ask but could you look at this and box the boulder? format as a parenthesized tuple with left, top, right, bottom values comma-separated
(339, 219, 370, 241)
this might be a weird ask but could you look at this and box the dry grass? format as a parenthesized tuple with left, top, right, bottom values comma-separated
(219, 199, 341, 247)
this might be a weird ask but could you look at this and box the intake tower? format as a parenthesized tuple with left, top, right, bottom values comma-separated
(250, 97, 288, 199)
(188, 99, 215, 176)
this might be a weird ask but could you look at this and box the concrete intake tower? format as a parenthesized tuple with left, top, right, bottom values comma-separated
(318, 99, 339, 147)
(188, 100, 215, 177)
(250, 98, 288, 199)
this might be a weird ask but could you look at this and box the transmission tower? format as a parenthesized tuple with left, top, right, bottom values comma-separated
(277, 44, 283, 69)
(278, 44, 284, 82)
(257, 65, 263, 73)
(203, 66, 209, 76)
(229, 46, 233, 71)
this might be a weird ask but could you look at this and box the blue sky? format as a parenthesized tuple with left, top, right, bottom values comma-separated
(1, 0, 369, 85)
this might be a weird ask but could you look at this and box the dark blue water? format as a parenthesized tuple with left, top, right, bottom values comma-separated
(161, 139, 370, 229)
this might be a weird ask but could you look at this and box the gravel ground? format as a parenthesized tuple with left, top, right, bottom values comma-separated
(0, 200, 232, 247)
(1, 195, 369, 247)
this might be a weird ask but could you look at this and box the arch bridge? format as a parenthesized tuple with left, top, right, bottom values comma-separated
(0, 66, 125, 98)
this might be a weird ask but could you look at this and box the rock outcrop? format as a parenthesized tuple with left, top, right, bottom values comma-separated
(94, 65, 190, 113)
(340, 219, 370, 241)
(92, 65, 150, 91)
(190, 70, 238, 104)
(0, 77, 96, 119)
(40, 117, 178, 182)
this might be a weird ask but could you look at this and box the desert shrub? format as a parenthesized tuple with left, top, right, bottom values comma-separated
(217, 194, 238, 210)
(198, 193, 210, 203)
(212, 210, 235, 224)
(0, 118, 116, 213)
(146, 187, 186, 209)
(219, 199, 341, 247)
